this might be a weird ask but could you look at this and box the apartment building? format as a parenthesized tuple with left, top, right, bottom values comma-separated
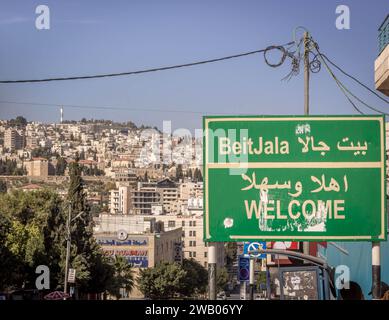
(109, 186, 131, 214)
(131, 183, 161, 215)
(144, 213, 225, 269)
(4, 128, 24, 152)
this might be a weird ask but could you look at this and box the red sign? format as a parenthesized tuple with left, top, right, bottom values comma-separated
(269, 242, 299, 250)
(103, 249, 148, 257)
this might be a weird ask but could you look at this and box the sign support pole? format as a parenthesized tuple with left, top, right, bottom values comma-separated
(249, 258, 255, 300)
(372, 242, 381, 299)
(208, 243, 217, 300)
(302, 31, 311, 259)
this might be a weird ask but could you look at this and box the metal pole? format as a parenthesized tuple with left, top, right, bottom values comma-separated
(302, 31, 310, 260)
(249, 258, 255, 300)
(208, 243, 217, 300)
(64, 203, 71, 297)
(372, 242, 381, 300)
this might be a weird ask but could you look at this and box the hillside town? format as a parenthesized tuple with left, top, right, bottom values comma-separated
(0, 116, 227, 299)
(1, 2, 389, 309)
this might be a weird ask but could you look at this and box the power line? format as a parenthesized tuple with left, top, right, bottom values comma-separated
(313, 41, 388, 115)
(0, 43, 293, 84)
(0, 100, 217, 115)
(320, 53, 389, 105)
(313, 44, 364, 114)
(336, 80, 389, 115)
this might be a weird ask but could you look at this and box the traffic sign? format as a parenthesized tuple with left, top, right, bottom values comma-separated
(243, 241, 267, 258)
(204, 115, 386, 242)
(67, 268, 76, 283)
(238, 256, 250, 282)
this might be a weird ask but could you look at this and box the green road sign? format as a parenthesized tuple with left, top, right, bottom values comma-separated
(203, 115, 387, 242)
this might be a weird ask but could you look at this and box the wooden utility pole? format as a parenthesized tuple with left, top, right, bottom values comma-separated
(302, 31, 310, 258)
(304, 31, 310, 115)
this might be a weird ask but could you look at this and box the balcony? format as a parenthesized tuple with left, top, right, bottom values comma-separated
(375, 15, 389, 96)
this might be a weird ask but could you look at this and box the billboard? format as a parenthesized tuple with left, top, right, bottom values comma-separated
(204, 115, 386, 242)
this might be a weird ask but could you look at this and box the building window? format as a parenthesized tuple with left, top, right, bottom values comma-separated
(192, 221, 196, 227)
(182, 231, 185, 237)
(182, 221, 185, 227)
(192, 231, 196, 237)
(189, 252, 192, 258)
(193, 252, 196, 258)
(189, 240, 196, 247)
(204, 252, 207, 258)
(168, 221, 176, 228)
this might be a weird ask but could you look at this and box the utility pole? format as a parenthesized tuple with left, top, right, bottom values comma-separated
(64, 202, 71, 297)
(372, 242, 381, 299)
(208, 243, 217, 300)
(304, 31, 310, 116)
(302, 31, 310, 259)
(249, 258, 255, 300)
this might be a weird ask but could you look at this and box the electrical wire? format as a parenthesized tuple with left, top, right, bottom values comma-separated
(320, 53, 389, 105)
(313, 41, 389, 115)
(313, 44, 364, 114)
(318, 51, 387, 115)
(336, 80, 389, 115)
(0, 42, 294, 84)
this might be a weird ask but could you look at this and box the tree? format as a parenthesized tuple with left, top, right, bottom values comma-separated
(175, 164, 184, 181)
(107, 256, 135, 299)
(225, 242, 237, 270)
(66, 158, 112, 295)
(193, 168, 203, 182)
(187, 169, 193, 180)
(180, 259, 208, 297)
(0, 181, 7, 193)
(55, 157, 67, 175)
(216, 267, 229, 292)
(0, 159, 26, 176)
(79, 150, 85, 160)
(0, 212, 17, 290)
(31, 146, 55, 159)
(0, 189, 66, 290)
(9, 116, 27, 127)
(138, 262, 187, 299)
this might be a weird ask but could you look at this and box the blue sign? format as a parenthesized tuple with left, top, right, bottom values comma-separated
(238, 256, 250, 282)
(127, 257, 148, 268)
(243, 242, 267, 259)
(97, 238, 148, 246)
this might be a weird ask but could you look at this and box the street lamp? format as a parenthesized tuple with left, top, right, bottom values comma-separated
(64, 203, 84, 299)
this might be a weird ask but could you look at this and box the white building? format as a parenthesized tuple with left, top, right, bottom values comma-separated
(109, 186, 131, 214)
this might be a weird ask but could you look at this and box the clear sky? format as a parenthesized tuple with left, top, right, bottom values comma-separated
(0, 0, 387, 131)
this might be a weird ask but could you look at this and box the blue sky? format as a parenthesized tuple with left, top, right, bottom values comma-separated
(0, 0, 387, 130)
